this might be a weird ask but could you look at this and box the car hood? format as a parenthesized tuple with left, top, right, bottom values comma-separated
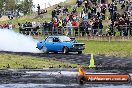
(63, 42, 85, 45)
(73, 43, 85, 45)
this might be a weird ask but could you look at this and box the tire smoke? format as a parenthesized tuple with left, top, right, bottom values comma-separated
(0, 29, 41, 53)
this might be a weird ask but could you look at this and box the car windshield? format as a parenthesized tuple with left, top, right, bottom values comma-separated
(59, 36, 71, 42)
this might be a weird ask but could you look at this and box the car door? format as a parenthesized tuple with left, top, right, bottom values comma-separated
(44, 37, 54, 51)
(52, 37, 63, 52)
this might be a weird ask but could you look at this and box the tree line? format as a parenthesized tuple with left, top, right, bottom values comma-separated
(0, 0, 34, 15)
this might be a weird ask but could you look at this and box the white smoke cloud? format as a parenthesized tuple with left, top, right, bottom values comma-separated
(0, 29, 41, 53)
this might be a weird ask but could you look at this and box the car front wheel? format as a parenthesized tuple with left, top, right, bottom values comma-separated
(78, 51, 82, 54)
(63, 47, 68, 54)
(41, 46, 48, 53)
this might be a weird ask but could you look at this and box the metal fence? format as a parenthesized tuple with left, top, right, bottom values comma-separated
(19, 25, 132, 37)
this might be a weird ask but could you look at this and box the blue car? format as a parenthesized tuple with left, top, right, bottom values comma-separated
(36, 36, 85, 54)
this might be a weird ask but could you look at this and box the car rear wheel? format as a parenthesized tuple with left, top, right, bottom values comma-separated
(78, 51, 82, 54)
(63, 47, 68, 54)
(41, 46, 48, 53)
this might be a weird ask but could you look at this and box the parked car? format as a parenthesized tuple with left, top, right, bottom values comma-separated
(36, 36, 85, 54)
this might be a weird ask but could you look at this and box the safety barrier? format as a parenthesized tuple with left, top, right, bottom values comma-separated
(19, 26, 41, 36)
(118, 25, 132, 36)
(19, 25, 132, 37)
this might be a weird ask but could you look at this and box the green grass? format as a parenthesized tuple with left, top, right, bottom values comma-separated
(0, 15, 51, 26)
(79, 40, 132, 57)
(0, 54, 78, 69)
(0, 40, 131, 69)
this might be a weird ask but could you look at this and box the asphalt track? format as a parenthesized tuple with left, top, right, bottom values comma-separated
(0, 69, 132, 88)
(0, 51, 132, 88)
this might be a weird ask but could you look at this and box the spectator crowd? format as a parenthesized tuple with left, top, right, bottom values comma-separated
(0, 23, 14, 30)
(18, 22, 41, 36)
(18, 0, 132, 37)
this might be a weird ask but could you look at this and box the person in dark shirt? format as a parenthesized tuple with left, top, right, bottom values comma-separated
(91, 6, 96, 15)
(49, 21, 53, 35)
(37, 4, 40, 15)
(43, 21, 49, 35)
(76, 0, 83, 7)
(98, 20, 103, 36)
(79, 21, 86, 36)
(92, 20, 98, 36)
(0, 13, 2, 18)
(53, 20, 59, 35)
(52, 10, 56, 19)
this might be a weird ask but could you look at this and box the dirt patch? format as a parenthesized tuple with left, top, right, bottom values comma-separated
(0, 16, 9, 21)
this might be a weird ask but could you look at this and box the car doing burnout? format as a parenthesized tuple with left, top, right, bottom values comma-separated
(36, 36, 85, 54)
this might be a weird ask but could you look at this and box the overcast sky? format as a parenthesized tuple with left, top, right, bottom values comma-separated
(32, 0, 66, 11)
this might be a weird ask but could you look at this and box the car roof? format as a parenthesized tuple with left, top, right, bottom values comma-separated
(48, 36, 68, 38)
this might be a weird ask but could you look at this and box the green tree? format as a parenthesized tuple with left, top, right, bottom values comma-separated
(5, 0, 16, 11)
(16, 3, 23, 12)
(0, 0, 4, 11)
(21, 0, 33, 15)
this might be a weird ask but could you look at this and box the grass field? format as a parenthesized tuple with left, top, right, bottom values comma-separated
(0, 40, 131, 69)
(79, 40, 132, 57)
(0, 54, 78, 69)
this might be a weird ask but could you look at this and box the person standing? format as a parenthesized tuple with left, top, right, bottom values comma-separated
(67, 20, 73, 36)
(72, 18, 78, 36)
(37, 4, 40, 15)
(53, 18, 59, 35)
(98, 20, 103, 36)
(49, 21, 53, 35)
(92, 20, 99, 36)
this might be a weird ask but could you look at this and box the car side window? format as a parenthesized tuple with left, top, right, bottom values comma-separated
(53, 38, 60, 42)
(45, 37, 53, 42)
